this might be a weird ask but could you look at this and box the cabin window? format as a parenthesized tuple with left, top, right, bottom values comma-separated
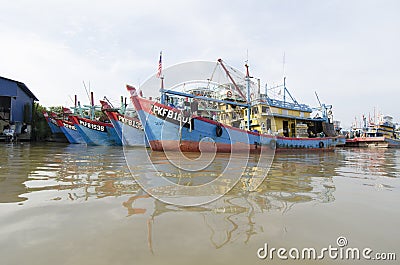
(300, 112, 305, 118)
(262, 106, 269, 114)
(252, 107, 258, 115)
(266, 119, 272, 130)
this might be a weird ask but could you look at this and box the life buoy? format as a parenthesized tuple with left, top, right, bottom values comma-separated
(227, 90, 232, 98)
(319, 141, 324, 148)
(269, 140, 276, 150)
(216, 124, 223, 137)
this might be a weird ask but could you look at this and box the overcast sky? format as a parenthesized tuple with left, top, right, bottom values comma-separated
(1, 0, 399, 127)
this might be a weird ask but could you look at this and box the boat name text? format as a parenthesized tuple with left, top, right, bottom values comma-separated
(117, 115, 143, 130)
(63, 122, 77, 131)
(151, 105, 192, 128)
(79, 120, 106, 132)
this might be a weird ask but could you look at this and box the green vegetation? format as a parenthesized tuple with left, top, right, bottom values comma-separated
(31, 103, 51, 141)
(49, 106, 63, 114)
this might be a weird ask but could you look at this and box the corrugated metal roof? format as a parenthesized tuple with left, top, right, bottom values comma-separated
(0, 76, 38, 101)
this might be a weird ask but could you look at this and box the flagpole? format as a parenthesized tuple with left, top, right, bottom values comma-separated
(157, 51, 165, 104)
(245, 63, 251, 131)
(160, 76, 165, 104)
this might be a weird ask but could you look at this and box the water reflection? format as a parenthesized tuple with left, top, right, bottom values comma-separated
(121, 150, 344, 250)
(339, 148, 400, 179)
(0, 143, 134, 203)
(1, 143, 399, 254)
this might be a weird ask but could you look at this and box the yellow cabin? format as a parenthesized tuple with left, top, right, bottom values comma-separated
(217, 83, 336, 138)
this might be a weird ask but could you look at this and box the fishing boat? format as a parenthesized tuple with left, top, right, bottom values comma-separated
(54, 106, 86, 144)
(345, 115, 400, 148)
(127, 85, 275, 153)
(127, 59, 341, 152)
(70, 92, 122, 146)
(230, 77, 343, 150)
(56, 118, 85, 144)
(100, 99, 147, 146)
(42, 110, 70, 142)
(42, 111, 62, 134)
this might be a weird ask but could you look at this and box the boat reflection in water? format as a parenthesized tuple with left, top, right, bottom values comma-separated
(122, 147, 342, 251)
(1, 143, 398, 264)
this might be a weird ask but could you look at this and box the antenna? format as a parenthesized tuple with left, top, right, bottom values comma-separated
(282, 52, 286, 78)
(315, 91, 322, 107)
(83, 81, 91, 103)
(68, 95, 74, 105)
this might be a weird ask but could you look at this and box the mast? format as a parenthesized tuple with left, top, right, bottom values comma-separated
(245, 63, 251, 131)
(264, 82, 268, 97)
(77, 101, 82, 116)
(217, 59, 247, 101)
(283, 77, 286, 103)
(157, 51, 165, 104)
(217, 58, 252, 130)
(160, 76, 165, 104)
(90, 91, 95, 120)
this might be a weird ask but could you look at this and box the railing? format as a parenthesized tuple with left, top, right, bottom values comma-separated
(266, 98, 312, 112)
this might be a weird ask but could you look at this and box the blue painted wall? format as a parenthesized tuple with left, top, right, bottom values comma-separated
(0, 77, 37, 124)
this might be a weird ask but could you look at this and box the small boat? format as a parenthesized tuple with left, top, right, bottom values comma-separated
(345, 115, 400, 148)
(100, 99, 147, 146)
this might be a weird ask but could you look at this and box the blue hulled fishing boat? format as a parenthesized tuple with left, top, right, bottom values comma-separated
(127, 58, 342, 152)
(100, 99, 147, 146)
(70, 115, 121, 146)
(56, 117, 85, 144)
(42, 111, 62, 134)
(69, 92, 122, 146)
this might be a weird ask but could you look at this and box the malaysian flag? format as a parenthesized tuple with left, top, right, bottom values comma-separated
(156, 51, 162, 78)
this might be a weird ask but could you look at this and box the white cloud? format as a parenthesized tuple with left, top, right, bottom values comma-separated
(0, 0, 399, 127)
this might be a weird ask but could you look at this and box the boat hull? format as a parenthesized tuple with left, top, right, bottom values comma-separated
(384, 137, 400, 148)
(42, 112, 62, 134)
(344, 136, 400, 148)
(70, 116, 122, 146)
(102, 109, 148, 147)
(56, 119, 85, 144)
(127, 87, 340, 152)
(130, 96, 274, 153)
(275, 136, 338, 150)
